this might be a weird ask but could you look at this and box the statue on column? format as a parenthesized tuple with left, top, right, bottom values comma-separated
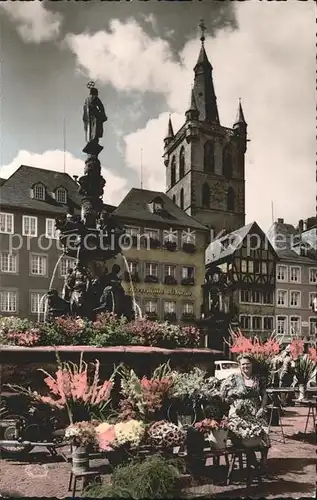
(83, 81, 107, 154)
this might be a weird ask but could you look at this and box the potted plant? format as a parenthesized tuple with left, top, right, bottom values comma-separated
(182, 242, 196, 254)
(96, 420, 146, 468)
(168, 368, 215, 425)
(147, 420, 185, 455)
(194, 417, 229, 450)
(65, 421, 97, 473)
(228, 418, 263, 448)
(164, 240, 177, 252)
(124, 271, 140, 283)
(289, 339, 315, 400)
(144, 275, 159, 283)
(148, 237, 161, 249)
(181, 312, 196, 323)
(181, 277, 195, 286)
(164, 275, 177, 285)
(164, 312, 177, 322)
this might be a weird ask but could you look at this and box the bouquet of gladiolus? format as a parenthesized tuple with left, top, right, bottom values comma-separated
(8, 352, 116, 423)
(227, 328, 280, 381)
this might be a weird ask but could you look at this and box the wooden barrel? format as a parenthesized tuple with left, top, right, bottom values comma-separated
(72, 446, 89, 473)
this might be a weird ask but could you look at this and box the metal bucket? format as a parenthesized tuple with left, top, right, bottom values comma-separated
(72, 446, 89, 473)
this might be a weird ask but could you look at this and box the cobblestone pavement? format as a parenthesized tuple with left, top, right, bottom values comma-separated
(0, 406, 315, 498)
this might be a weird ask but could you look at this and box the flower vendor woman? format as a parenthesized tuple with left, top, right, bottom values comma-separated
(220, 354, 270, 467)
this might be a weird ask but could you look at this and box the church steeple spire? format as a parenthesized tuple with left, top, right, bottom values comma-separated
(193, 20, 219, 125)
(164, 114, 174, 148)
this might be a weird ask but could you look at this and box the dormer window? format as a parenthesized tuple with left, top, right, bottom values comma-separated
(33, 183, 45, 201)
(55, 187, 67, 204)
(148, 197, 163, 213)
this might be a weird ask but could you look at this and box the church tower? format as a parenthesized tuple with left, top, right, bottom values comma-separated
(164, 21, 247, 238)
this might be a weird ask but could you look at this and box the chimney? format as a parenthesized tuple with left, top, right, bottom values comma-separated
(277, 218, 284, 224)
(73, 175, 78, 183)
(298, 219, 304, 232)
(303, 219, 307, 231)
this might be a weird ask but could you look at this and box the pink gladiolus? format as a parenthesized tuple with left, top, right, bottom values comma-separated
(289, 339, 304, 361)
(308, 347, 317, 363)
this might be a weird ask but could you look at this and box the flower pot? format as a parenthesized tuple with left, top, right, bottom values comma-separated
(106, 446, 130, 468)
(298, 384, 306, 401)
(72, 445, 89, 473)
(207, 429, 228, 450)
(241, 436, 262, 448)
(186, 427, 205, 456)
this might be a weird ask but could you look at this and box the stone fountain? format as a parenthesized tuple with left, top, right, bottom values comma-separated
(46, 82, 133, 322)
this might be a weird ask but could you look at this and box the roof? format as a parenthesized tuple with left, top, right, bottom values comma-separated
(113, 188, 208, 231)
(0, 165, 81, 214)
(205, 221, 276, 265)
(268, 221, 316, 265)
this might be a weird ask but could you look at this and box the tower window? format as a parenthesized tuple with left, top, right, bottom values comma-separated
(204, 141, 214, 173)
(33, 183, 45, 201)
(179, 147, 185, 179)
(223, 146, 233, 180)
(202, 183, 210, 208)
(180, 188, 184, 210)
(227, 187, 235, 211)
(56, 187, 67, 204)
(171, 157, 176, 187)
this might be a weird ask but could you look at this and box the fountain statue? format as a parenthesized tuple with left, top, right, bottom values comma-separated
(46, 82, 133, 321)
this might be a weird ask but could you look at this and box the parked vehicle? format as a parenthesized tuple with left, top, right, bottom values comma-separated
(0, 394, 66, 455)
(214, 360, 240, 380)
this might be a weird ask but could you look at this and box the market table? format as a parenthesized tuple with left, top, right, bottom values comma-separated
(292, 398, 316, 433)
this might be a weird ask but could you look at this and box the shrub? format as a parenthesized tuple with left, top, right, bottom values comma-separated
(0, 316, 41, 346)
(90, 313, 133, 346)
(85, 455, 181, 499)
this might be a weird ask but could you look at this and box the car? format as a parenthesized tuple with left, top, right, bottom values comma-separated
(214, 360, 240, 380)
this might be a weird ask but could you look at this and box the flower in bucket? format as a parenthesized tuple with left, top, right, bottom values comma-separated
(194, 417, 229, 433)
(114, 420, 145, 449)
(148, 420, 185, 448)
(228, 417, 263, 440)
(96, 420, 145, 451)
(288, 339, 315, 386)
(65, 421, 97, 447)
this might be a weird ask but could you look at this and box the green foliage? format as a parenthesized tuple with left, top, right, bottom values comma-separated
(85, 455, 181, 499)
(294, 357, 316, 385)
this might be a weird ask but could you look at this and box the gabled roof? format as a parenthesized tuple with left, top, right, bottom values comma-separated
(0, 165, 81, 214)
(205, 221, 276, 265)
(112, 188, 208, 231)
(268, 220, 316, 265)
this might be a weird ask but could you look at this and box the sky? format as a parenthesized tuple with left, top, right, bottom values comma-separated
(0, 0, 315, 232)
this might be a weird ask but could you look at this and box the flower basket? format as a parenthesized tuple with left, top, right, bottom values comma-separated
(164, 241, 177, 252)
(182, 242, 196, 254)
(207, 429, 228, 450)
(164, 312, 177, 322)
(168, 399, 197, 428)
(164, 275, 177, 285)
(72, 445, 90, 473)
(106, 445, 131, 468)
(186, 427, 205, 456)
(181, 312, 196, 323)
(148, 238, 161, 249)
(181, 277, 195, 286)
(124, 271, 140, 283)
(241, 436, 262, 448)
(144, 275, 159, 283)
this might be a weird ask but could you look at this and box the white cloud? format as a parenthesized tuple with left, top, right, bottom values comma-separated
(0, 150, 128, 207)
(0, 2, 62, 43)
(65, 18, 187, 108)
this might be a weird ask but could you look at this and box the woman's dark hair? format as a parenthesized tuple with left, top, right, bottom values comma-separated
(237, 354, 254, 364)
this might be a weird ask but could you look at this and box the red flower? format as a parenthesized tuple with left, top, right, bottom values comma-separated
(289, 339, 304, 361)
(308, 347, 317, 364)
